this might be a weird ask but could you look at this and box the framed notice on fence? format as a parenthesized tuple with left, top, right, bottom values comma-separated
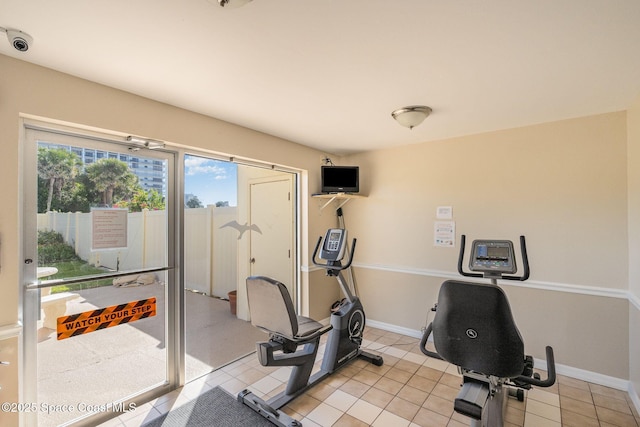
(92, 208, 128, 250)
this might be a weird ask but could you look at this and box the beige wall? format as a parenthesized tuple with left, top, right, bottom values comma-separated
(627, 94, 640, 404)
(0, 54, 334, 417)
(2, 51, 638, 416)
(344, 112, 630, 379)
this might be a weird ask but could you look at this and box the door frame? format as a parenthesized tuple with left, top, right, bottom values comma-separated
(18, 118, 301, 426)
(19, 119, 183, 426)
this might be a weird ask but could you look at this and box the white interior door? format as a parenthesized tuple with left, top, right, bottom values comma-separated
(249, 176, 295, 301)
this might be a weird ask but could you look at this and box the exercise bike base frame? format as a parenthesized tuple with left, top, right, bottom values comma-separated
(238, 389, 302, 427)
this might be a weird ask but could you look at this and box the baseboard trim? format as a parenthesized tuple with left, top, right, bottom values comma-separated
(366, 319, 632, 392)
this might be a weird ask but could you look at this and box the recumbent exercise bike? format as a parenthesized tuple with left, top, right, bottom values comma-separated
(238, 228, 383, 427)
(420, 235, 556, 427)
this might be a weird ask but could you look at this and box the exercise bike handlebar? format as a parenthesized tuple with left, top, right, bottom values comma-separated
(419, 323, 443, 360)
(457, 235, 530, 281)
(514, 346, 556, 388)
(312, 236, 357, 271)
(420, 324, 556, 388)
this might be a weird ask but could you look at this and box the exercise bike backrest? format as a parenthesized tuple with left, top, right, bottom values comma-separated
(421, 235, 556, 388)
(312, 228, 356, 271)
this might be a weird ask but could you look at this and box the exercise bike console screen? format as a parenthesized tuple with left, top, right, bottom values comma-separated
(319, 228, 347, 261)
(469, 240, 516, 274)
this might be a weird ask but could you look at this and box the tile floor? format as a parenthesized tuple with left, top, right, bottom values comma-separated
(101, 327, 640, 427)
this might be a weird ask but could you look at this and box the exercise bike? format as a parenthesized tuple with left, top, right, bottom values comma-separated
(420, 235, 556, 427)
(238, 228, 383, 427)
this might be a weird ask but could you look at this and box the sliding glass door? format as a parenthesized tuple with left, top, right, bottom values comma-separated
(183, 154, 297, 381)
(22, 126, 177, 426)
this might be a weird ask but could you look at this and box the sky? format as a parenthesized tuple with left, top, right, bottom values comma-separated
(184, 155, 237, 206)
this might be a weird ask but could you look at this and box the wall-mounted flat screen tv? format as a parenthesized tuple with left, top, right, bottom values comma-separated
(321, 166, 359, 193)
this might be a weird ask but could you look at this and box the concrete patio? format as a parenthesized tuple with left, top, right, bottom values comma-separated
(36, 281, 265, 427)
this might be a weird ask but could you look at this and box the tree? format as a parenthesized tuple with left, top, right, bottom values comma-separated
(186, 196, 204, 209)
(85, 158, 139, 206)
(115, 189, 165, 212)
(37, 148, 82, 212)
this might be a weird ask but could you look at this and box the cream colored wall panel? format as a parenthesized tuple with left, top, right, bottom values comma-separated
(0, 53, 329, 410)
(345, 112, 628, 289)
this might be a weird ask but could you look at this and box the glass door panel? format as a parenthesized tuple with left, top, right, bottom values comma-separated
(23, 127, 175, 426)
(183, 155, 297, 381)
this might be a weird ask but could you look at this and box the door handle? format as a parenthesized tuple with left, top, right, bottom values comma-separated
(250, 258, 256, 264)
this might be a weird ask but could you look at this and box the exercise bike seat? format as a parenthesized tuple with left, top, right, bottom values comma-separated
(246, 276, 326, 341)
(432, 280, 525, 378)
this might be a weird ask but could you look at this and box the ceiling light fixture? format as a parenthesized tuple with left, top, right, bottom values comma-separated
(391, 106, 432, 130)
(126, 136, 165, 150)
(218, 0, 253, 8)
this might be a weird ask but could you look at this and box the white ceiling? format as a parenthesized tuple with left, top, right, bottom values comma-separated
(2, 0, 640, 155)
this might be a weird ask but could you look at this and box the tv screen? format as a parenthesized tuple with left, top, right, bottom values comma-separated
(321, 166, 359, 193)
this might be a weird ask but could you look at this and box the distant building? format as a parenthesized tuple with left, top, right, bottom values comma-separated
(39, 142, 167, 197)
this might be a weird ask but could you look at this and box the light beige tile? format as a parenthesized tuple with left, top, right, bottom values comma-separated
(407, 374, 437, 394)
(559, 395, 597, 419)
(374, 376, 405, 395)
(528, 387, 560, 407)
(557, 375, 590, 390)
(525, 399, 561, 423)
(558, 383, 593, 404)
(411, 407, 450, 427)
(363, 361, 392, 376)
(505, 404, 525, 426)
(593, 392, 633, 414)
(589, 383, 630, 401)
(333, 413, 371, 427)
(430, 383, 459, 401)
(372, 409, 411, 426)
(422, 393, 454, 418)
(362, 386, 395, 408)
(285, 394, 321, 416)
(385, 366, 414, 384)
(397, 384, 428, 406)
(322, 372, 350, 388)
(438, 373, 462, 389)
(560, 409, 600, 427)
(347, 399, 384, 425)
(386, 395, 421, 420)
(596, 405, 639, 426)
(307, 381, 337, 401)
(307, 402, 344, 426)
(523, 412, 561, 427)
(395, 359, 421, 374)
(324, 389, 358, 412)
(415, 365, 445, 382)
(236, 367, 269, 385)
(340, 378, 371, 398)
(352, 367, 382, 386)
(423, 356, 450, 372)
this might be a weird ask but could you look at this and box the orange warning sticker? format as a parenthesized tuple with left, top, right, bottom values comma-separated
(56, 297, 156, 340)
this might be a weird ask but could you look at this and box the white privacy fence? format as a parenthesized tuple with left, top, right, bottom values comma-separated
(38, 206, 238, 298)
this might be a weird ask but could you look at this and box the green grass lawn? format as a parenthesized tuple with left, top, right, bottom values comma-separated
(46, 260, 113, 293)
